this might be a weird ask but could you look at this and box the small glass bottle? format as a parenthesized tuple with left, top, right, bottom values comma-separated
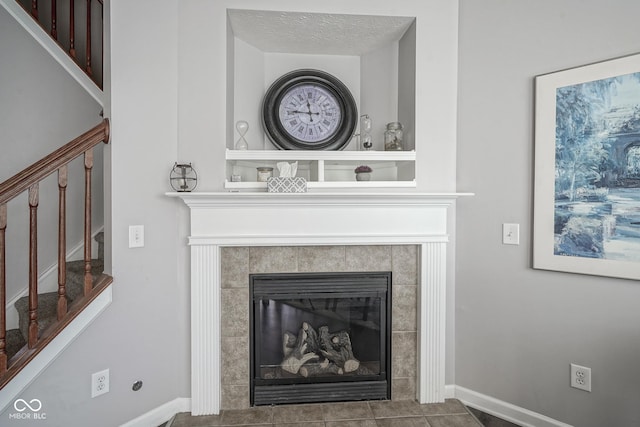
(360, 114, 373, 151)
(384, 122, 403, 151)
(256, 167, 273, 182)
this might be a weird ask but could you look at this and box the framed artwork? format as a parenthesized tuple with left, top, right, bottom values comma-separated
(534, 53, 640, 280)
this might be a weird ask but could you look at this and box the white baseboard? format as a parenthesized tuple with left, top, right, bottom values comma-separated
(5, 228, 103, 330)
(449, 385, 573, 427)
(119, 398, 191, 427)
(0, 286, 112, 413)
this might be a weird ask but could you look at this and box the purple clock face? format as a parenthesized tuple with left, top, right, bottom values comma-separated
(278, 83, 342, 144)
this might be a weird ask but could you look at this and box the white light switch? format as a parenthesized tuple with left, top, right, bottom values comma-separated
(129, 225, 144, 248)
(502, 223, 520, 245)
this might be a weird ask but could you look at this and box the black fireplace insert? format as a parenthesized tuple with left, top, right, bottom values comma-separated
(250, 271, 391, 406)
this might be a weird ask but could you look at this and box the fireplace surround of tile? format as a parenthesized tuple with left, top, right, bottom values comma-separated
(170, 192, 464, 415)
(225, 251, 402, 408)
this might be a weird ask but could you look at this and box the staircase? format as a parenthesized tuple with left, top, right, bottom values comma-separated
(0, 0, 110, 402)
(14, 0, 103, 89)
(0, 119, 112, 393)
(7, 232, 105, 361)
(0, 0, 104, 105)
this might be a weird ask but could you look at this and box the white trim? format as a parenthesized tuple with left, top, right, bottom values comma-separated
(0, 0, 103, 106)
(189, 234, 449, 247)
(0, 286, 112, 413)
(5, 228, 104, 329)
(119, 397, 191, 427)
(444, 384, 456, 399)
(167, 192, 473, 208)
(225, 148, 417, 161)
(190, 245, 220, 416)
(416, 242, 447, 403)
(452, 385, 574, 427)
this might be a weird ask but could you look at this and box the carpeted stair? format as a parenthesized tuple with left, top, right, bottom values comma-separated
(5, 232, 105, 361)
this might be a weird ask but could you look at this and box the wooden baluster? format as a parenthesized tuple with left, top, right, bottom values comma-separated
(100, 0, 103, 88)
(28, 185, 39, 348)
(31, 0, 38, 19)
(51, 0, 58, 40)
(69, 0, 76, 59)
(57, 166, 67, 320)
(85, 0, 93, 78)
(83, 149, 93, 295)
(0, 204, 7, 373)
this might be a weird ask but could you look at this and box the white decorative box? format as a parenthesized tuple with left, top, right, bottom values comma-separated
(267, 177, 308, 193)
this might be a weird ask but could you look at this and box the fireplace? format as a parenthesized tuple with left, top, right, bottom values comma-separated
(170, 192, 460, 415)
(250, 272, 392, 405)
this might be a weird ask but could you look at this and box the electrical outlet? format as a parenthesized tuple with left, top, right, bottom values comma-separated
(91, 369, 110, 398)
(570, 363, 591, 392)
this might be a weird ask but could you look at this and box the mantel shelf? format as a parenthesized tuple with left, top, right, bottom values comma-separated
(166, 191, 474, 204)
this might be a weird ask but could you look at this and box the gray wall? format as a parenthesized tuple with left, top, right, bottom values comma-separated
(456, 1, 640, 426)
(0, 7, 103, 301)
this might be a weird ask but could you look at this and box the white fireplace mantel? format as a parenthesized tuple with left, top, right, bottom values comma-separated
(169, 191, 470, 415)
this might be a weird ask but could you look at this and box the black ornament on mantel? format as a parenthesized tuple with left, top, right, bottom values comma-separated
(170, 162, 198, 192)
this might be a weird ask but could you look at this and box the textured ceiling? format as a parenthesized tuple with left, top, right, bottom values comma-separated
(228, 10, 414, 56)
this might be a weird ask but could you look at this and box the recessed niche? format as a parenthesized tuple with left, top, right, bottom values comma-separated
(226, 9, 417, 152)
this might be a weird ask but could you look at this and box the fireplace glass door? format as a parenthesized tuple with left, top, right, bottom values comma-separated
(250, 272, 391, 406)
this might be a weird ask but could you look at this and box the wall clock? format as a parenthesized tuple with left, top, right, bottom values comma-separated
(262, 69, 358, 150)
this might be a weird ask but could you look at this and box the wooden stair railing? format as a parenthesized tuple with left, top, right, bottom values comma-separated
(0, 118, 111, 389)
(17, 0, 103, 88)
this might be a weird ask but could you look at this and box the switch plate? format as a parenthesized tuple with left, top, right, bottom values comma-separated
(129, 225, 144, 248)
(502, 223, 520, 245)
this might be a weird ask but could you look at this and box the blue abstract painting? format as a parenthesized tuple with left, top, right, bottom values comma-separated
(554, 72, 640, 261)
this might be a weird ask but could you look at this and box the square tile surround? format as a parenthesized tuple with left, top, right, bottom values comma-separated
(220, 245, 419, 410)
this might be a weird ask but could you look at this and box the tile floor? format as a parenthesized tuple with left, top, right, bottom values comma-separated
(166, 399, 484, 427)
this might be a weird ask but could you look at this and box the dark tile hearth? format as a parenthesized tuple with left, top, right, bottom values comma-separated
(164, 399, 484, 427)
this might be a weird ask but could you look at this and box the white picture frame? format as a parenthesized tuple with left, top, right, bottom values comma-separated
(534, 53, 640, 280)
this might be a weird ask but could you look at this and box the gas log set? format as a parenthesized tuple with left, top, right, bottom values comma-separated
(280, 321, 369, 378)
(251, 272, 391, 405)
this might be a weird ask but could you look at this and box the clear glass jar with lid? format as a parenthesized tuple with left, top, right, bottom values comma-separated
(384, 122, 403, 151)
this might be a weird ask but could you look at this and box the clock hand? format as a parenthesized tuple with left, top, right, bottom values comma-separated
(306, 101, 314, 123)
(291, 110, 320, 115)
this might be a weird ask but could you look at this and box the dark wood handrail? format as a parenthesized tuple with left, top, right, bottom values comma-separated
(0, 119, 109, 205)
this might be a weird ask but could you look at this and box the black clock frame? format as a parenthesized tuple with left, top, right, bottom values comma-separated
(262, 69, 358, 151)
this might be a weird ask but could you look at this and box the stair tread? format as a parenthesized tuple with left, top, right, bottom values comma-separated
(13, 259, 105, 343)
(7, 232, 106, 357)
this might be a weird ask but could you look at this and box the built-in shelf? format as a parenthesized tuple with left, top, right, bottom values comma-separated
(226, 149, 416, 161)
(227, 9, 418, 191)
(225, 149, 416, 189)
